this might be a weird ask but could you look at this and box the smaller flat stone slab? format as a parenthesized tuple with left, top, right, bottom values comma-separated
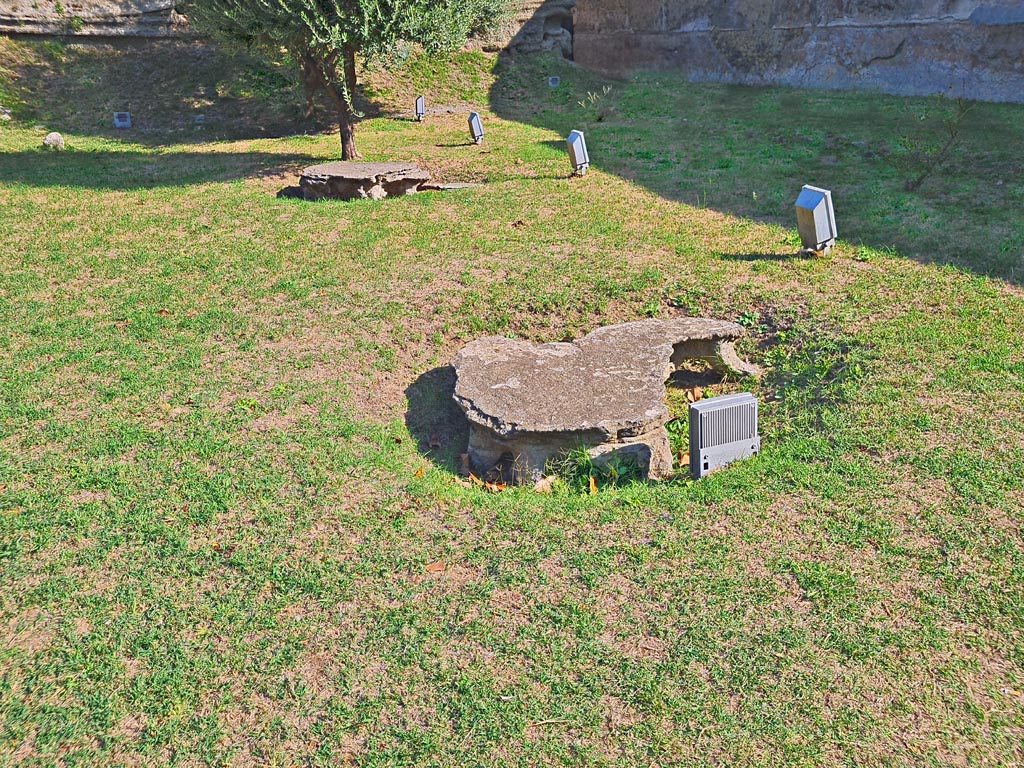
(300, 161, 431, 201)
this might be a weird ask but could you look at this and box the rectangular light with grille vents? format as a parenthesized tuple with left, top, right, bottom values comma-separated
(689, 393, 760, 479)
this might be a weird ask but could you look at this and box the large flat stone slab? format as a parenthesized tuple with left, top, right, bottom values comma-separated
(299, 161, 431, 201)
(452, 317, 760, 483)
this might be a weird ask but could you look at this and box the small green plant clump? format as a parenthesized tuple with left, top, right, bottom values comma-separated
(665, 416, 688, 460)
(578, 84, 614, 122)
(551, 445, 644, 491)
(737, 310, 767, 332)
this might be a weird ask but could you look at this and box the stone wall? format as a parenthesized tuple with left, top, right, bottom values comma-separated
(503, 0, 576, 55)
(572, 1, 1024, 102)
(0, 0, 549, 42)
(0, 0, 186, 37)
(6, 0, 1021, 103)
(0, 0, 559, 44)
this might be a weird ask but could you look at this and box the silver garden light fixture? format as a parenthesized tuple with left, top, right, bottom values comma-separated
(794, 184, 837, 256)
(415, 96, 425, 122)
(468, 112, 484, 144)
(566, 130, 590, 176)
(689, 393, 760, 479)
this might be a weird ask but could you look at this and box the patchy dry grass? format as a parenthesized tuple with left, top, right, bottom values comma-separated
(1, 37, 1023, 767)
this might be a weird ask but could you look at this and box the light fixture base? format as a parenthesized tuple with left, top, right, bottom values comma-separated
(798, 244, 831, 258)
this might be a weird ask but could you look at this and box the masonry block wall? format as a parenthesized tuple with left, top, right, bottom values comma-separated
(572, 1, 1024, 102)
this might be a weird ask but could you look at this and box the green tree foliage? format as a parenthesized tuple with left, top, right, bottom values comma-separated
(181, 0, 508, 158)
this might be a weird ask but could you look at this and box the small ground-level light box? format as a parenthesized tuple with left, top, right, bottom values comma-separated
(415, 96, 425, 121)
(689, 393, 760, 479)
(566, 129, 590, 175)
(113, 112, 132, 129)
(795, 184, 836, 255)
(468, 112, 484, 144)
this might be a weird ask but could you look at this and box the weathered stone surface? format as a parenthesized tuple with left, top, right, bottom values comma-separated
(0, 0, 189, 37)
(452, 317, 759, 483)
(299, 162, 431, 201)
(571, 0, 1024, 103)
(42, 132, 65, 150)
(500, 0, 576, 56)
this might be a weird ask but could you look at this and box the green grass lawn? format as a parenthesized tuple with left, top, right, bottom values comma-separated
(1, 38, 1023, 767)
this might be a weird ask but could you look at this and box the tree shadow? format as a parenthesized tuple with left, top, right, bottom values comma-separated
(0, 37, 363, 147)
(404, 366, 470, 475)
(666, 367, 735, 392)
(487, 12, 1024, 286)
(719, 252, 806, 262)
(0, 148, 322, 190)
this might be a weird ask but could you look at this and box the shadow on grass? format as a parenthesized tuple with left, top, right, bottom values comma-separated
(0, 148, 323, 190)
(404, 366, 470, 475)
(0, 36, 383, 147)
(488, 22, 1024, 285)
(719, 252, 808, 262)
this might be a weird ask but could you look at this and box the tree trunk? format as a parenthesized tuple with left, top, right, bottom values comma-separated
(304, 47, 360, 160)
(339, 109, 358, 161)
(336, 46, 360, 160)
(325, 77, 359, 160)
(299, 55, 322, 121)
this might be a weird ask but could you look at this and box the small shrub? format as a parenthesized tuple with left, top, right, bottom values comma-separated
(578, 85, 614, 122)
(886, 96, 974, 192)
